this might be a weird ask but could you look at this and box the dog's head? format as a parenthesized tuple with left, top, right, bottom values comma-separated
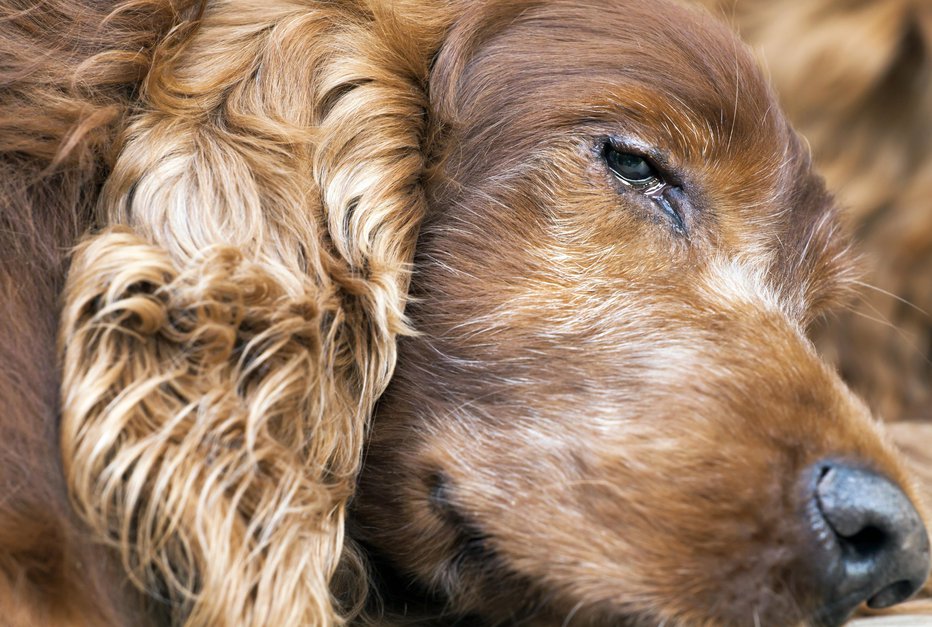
(352, 1, 931, 625)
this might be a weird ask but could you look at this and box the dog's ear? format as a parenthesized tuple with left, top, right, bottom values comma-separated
(58, 2, 451, 624)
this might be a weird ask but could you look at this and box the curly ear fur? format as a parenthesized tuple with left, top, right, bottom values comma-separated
(57, 1, 454, 624)
(61, 231, 346, 624)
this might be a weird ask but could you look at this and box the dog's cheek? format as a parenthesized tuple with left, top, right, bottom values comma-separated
(410, 413, 786, 622)
(364, 285, 914, 624)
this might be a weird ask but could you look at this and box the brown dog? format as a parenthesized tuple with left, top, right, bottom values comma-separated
(0, 0, 929, 626)
(353, 2, 932, 625)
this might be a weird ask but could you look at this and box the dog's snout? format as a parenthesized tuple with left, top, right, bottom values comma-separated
(811, 462, 930, 619)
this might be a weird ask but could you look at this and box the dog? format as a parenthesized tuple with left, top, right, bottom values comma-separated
(0, 0, 929, 626)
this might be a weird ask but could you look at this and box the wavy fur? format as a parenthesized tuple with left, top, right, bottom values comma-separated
(57, 0, 450, 624)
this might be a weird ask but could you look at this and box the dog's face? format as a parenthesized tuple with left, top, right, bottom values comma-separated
(353, 1, 930, 624)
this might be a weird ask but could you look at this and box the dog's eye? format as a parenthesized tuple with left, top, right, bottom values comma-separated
(606, 149, 661, 188)
(603, 143, 687, 234)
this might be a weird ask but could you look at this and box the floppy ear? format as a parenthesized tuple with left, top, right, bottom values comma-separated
(59, 1, 447, 623)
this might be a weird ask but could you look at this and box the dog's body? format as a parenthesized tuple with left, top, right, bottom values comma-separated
(0, 3, 191, 623)
(0, 1, 929, 626)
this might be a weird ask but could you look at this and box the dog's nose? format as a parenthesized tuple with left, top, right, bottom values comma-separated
(811, 462, 930, 619)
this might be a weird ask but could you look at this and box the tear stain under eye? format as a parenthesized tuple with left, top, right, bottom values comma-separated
(648, 187, 687, 235)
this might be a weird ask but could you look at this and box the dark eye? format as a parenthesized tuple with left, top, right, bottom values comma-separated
(606, 149, 660, 187)
(603, 143, 688, 234)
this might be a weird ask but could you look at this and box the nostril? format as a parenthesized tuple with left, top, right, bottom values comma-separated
(843, 524, 887, 560)
(816, 465, 911, 547)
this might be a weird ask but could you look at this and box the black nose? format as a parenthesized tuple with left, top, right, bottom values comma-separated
(811, 462, 930, 622)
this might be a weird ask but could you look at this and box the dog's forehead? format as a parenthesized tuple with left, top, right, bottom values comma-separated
(430, 0, 847, 318)
(438, 0, 788, 178)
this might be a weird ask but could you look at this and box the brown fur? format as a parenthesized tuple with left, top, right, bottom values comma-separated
(0, 0, 928, 625)
(0, 2, 203, 623)
(352, 2, 926, 624)
(56, 1, 454, 623)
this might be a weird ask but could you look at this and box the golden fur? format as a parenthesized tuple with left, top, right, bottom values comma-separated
(57, 1, 454, 623)
(0, 0, 929, 625)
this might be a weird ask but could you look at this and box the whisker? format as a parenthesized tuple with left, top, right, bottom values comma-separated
(856, 299, 932, 367)
(852, 279, 930, 317)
